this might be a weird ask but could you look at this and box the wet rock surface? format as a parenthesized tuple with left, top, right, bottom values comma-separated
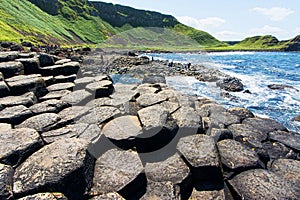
(0, 50, 298, 199)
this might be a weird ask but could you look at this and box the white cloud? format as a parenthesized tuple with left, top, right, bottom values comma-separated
(250, 7, 294, 21)
(177, 16, 225, 30)
(215, 30, 246, 41)
(249, 25, 286, 36)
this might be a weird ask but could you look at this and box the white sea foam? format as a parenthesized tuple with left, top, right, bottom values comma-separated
(208, 51, 254, 56)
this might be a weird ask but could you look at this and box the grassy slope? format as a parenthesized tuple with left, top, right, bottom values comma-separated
(0, 0, 116, 44)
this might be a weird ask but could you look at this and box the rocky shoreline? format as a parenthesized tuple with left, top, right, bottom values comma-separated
(0, 49, 299, 199)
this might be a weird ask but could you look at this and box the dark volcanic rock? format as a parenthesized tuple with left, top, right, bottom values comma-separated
(13, 138, 94, 200)
(16, 113, 60, 133)
(18, 193, 67, 200)
(5, 74, 46, 96)
(29, 99, 70, 114)
(91, 192, 125, 200)
(196, 103, 226, 118)
(177, 135, 222, 181)
(0, 128, 43, 166)
(142, 75, 166, 84)
(268, 84, 299, 91)
(46, 82, 75, 92)
(60, 89, 92, 105)
(58, 106, 92, 125)
(40, 62, 80, 76)
(79, 106, 121, 125)
(216, 77, 243, 92)
(209, 111, 241, 128)
(91, 149, 146, 199)
(38, 53, 55, 67)
(228, 169, 300, 200)
(0, 105, 32, 125)
(39, 90, 71, 101)
(0, 61, 24, 78)
(0, 81, 10, 97)
(136, 93, 167, 107)
(217, 139, 260, 173)
(145, 153, 191, 198)
(242, 117, 287, 134)
(269, 131, 300, 151)
(85, 80, 114, 98)
(269, 159, 300, 186)
(208, 128, 233, 142)
(54, 74, 77, 83)
(228, 123, 267, 143)
(0, 52, 19, 62)
(0, 164, 14, 200)
(0, 72, 3, 81)
(16, 57, 40, 75)
(228, 107, 254, 120)
(140, 181, 180, 200)
(189, 188, 225, 200)
(263, 141, 297, 160)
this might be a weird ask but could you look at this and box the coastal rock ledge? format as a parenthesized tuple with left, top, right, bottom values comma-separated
(0, 51, 299, 200)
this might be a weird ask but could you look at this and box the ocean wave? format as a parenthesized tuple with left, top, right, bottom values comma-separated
(208, 51, 255, 56)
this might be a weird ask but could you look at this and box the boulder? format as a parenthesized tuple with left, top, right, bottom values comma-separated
(0, 105, 32, 125)
(142, 75, 166, 84)
(40, 62, 80, 76)
(18, 193, 67, 200)
(228, 107, 254, 120)
(0, 92, 36, 107)
(263, 141, 297, 160)
(216, 77, 243, 92)
(0, 52, 19, 62)
(16, 57, 40, 75)
(268, 84, 299, 91)
(196, 103, 226, 118)
(0, 61, 24, 78)
(39, 90, 71, 101)
(13, 138, 94, 199)
(228, 169, 300, 200)
(140, 181, 180, 200)
(136, 93, 167, 107)
(29, 99, 70, 114)
(79, 106, 121, 125)
(209, 111, 241, 128)
(0, 128, 43, 166)
(269, 159, 300, 186)
(91, 149, 146, 199)
(54, 74, 77, 83)
(5, 74, 46, 96)
(91, 192, 125, 200)
(0, 81, 10, 97)
(46, 82, 75, 92)
(172, 106, 203, 134)
(292, 115, 300, 122)
(145, 153, 191, 198)
(0, 164, 14, 200)
(217, 139, 260, 174)
(16, 113, 61, 133)
(269, 131, 300, 151)
(60, 90, 92, 105)
(242, 117, 287, 134)
(38, 53, 55, 67)
(177, 135, 222, 181)
(85, 80, 114, 98)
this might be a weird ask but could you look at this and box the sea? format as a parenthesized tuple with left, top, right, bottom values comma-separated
(113, 52, 300, 133)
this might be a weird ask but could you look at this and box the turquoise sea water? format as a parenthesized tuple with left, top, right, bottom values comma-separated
(143, 52, 300, 132)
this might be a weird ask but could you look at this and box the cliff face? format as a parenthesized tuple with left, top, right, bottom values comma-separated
(28, 0, 59, 15)
(284, 35, 300, 51)
(91, 1, 179, 28)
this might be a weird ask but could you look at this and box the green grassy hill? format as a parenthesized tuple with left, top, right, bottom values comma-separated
(0, 0, 225, 48)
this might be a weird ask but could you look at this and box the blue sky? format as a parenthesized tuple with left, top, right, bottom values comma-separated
(92, 0, 300, 41)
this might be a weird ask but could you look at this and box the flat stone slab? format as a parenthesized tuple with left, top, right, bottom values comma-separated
(0, 61, 24, 78)
(209, 111, 240, 128)
(91, 192, 125, 200)
(91, 149, 145, 198)
(196, 103, 226, 118)
(209, 128, 233, 142)
(228, 169, 300, 200)
(61, 89, 92, 105)
(0, 105, 32, 125)
(0, 81, 10, 97)
(172, 106, 202, 133)
(0, 123, 11, 131)
(46, 82, 75, 92)
(58, 106, 92, 125)
(145, 153, 190, 185)
(0, 164, 14, 200)
(217, 139, 260, 171)
(189, 188, 225, 200)
(16, 57, 40, 75)
(13, 138, 94, 199)
(177, 135, 221, 181)
(74, 77, 95, 88)
(140, 181, 180, 200)
(242, 117, 287, 134)
(0, 92, 36, 107)
(269, 159, 300, 186)
(79, 106, 121, 125)
(39, 90, 71, 101)
(54, 74, 77, 83)
(18, 193, 67, 200)
(0, 128, 43, 166)
(228, 123, 267, 142)
(29, 99, 70, 114)
(85, 80, 114, 98)
(0, 51, 19, 62)
(269, 131, 300, 151)
(136, 93, 167, 107)
(40, 62, 80, 76)
(16, 113, 61, 133)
